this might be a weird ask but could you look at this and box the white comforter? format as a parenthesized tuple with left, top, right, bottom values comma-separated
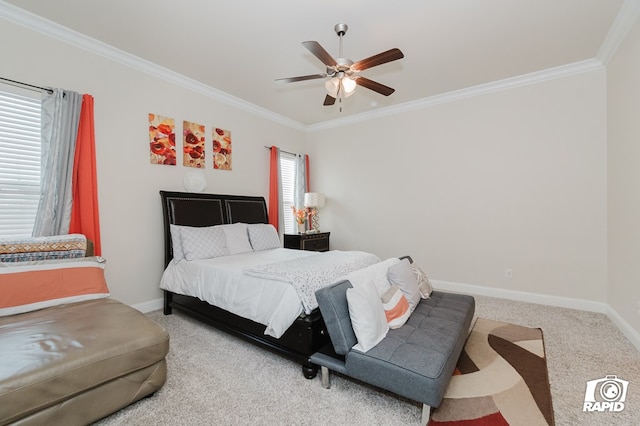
(160, 248, 319, 338)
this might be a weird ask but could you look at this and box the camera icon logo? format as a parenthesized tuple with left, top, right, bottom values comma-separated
(583, 375, 629, 412)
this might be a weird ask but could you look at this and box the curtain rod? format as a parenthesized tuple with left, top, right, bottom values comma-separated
(264, 146, 297, 156)
(0, 77, 53, 94)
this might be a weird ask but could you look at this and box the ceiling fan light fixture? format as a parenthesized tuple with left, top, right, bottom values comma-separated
(324, 74, 356, 98)
(324, 78, 339, 96)
(342, 76, 356, 94)
(277, 23, 404, 107)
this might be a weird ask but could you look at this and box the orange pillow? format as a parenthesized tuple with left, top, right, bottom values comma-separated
(381, 285, 410, 329)
(0, 257, 109, 316)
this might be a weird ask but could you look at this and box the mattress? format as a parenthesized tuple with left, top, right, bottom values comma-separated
(160, 248, 320, 338)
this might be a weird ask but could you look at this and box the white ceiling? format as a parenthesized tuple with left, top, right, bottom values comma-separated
(2, 0, 629, 127)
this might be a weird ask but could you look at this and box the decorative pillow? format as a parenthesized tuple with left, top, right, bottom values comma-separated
(381, 285, 411, 329)
(346, 282, 389, 352)
(220, 223, 253, 255)
(0, 234, 87, 262)
(387, 258, 421, 313)
(0, 256, 109, 317)
(179, 225, 228, 261)
(411, 263, 433, 298)
(248, 223, 280, 251)
(169, 224, 186, 261)
(344, 257, 400, 297)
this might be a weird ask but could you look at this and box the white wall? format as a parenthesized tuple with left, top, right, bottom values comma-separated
(307, 70, 608, 304)
(0, 19, 306, 306)
(607, 17, 640, 335)
(3, 12, 635, 340)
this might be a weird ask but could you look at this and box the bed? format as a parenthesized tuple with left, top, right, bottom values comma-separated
(159, 190, 375, 378)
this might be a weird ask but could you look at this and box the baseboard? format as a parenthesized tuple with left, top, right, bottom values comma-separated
(432, 279, 640, 351)
(605, 305, 640, 352)
(130, 283, 640, 351)
(432, 279, 607, 313)
(131, 297, 163, 313)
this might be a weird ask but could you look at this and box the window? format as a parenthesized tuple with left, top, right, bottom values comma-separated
(0, 89, 42, 237)
(280, 152, 296, 234)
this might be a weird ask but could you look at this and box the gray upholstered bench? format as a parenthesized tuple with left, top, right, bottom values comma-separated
(312, 280, 474, 423)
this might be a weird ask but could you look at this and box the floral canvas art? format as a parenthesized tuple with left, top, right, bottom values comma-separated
(213, 128, 232, 170)
(183, 121, 206, 168)
(149, 113, 176, 165)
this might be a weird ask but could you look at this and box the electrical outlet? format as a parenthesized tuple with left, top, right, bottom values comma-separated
(505, 269, 513, 279)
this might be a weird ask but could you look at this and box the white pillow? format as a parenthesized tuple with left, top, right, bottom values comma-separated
(387, 258, 421, 313)
(220, 223, 253, 255)
(169, 224, 186, 261)
(248, 223, 280, 251)
(179, 225, 228, 261)
(346, 282, 389, 352)
(345, 257, 400, 297)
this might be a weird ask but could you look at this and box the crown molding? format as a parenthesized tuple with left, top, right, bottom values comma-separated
(0, 0, 630, 133)
(0, 1, 307, 132)
(597, 0, 640, 65)
(308, 59, 604, 132)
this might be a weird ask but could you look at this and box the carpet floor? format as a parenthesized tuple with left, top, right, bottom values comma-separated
(95, 295, 640, 425)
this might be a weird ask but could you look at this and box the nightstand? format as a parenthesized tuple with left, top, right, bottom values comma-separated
(284, 232, 330, 252)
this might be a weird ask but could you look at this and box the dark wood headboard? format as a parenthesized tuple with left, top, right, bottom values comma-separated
(159, 191, 268, 266)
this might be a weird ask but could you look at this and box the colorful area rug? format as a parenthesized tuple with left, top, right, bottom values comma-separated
(429, 318, 555, 425)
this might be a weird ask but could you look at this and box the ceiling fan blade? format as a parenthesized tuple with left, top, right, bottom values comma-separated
(355, 77, 395, 96)
(302, 41, 338, 67)
(351, 48, 404, 72)
(276, 74, 327, 83)
(323, 95, 336, 106)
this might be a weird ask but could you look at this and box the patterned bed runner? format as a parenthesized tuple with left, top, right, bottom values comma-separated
(244, 250, 379, 314)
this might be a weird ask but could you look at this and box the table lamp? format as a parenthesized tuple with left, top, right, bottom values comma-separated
(304, 192, 326, 233)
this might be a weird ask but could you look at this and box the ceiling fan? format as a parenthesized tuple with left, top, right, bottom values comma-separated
(276, 23, 404, 109)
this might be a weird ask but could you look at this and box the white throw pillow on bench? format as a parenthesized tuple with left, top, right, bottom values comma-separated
(346, 281, 389, 352)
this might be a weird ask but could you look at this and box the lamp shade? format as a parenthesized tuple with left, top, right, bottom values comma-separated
(304, 192, 326, 208)
(324, 78, 339, 96)
(324, 75, 355, 98)
(342, 76, 356, 94)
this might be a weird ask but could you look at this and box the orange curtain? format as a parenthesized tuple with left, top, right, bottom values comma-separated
(268, 146, 279, 231)
(305, 154, 310, 192)
(69, 95, 102, 255)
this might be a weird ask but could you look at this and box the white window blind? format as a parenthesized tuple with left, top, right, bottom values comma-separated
(0, 90, 41, 238)
(280, 152, 296, 234)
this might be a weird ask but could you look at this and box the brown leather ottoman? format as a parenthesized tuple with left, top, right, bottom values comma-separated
(0, 298, 169, 425)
